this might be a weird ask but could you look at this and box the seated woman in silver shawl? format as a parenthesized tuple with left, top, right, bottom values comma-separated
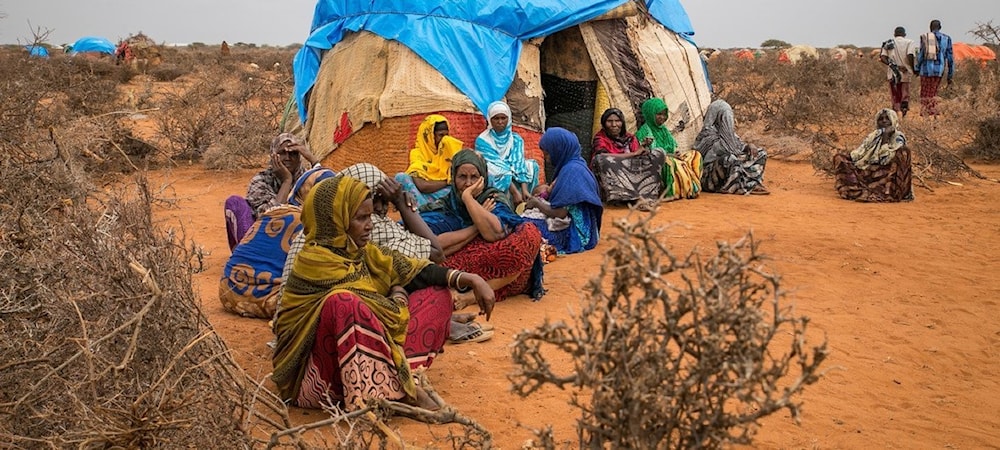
(693, 100, 769, 195)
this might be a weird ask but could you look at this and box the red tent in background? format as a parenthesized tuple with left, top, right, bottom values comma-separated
(952, 43, 996, 64)
(734, 49, 755, 61)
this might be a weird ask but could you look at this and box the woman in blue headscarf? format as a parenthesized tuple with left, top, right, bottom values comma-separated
(523, 128, 603, 255)
(475, 101, 540, 205)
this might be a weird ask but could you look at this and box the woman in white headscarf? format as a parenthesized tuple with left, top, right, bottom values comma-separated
(474, 101, 540, 205)
(693, 100, 769, 195)
(833, 108, 913, 202)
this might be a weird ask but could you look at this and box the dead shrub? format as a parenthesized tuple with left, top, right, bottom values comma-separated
(967, 115, 1000, 161)
(156, 74, 229, 160)
(150, 63, 188, 82)
(204, 72, 294, 169)
(0, 153, 294, 448)
(510, 213, 828, 449)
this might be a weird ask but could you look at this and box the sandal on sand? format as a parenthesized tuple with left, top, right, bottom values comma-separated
(449, 322, 494, 344)
(749, 185, 770, 195)
(470, 321, 495, 332)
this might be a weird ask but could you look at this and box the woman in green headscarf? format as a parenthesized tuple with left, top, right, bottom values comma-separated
(635, 98, 703, 201)
(272, 175, 495, 410)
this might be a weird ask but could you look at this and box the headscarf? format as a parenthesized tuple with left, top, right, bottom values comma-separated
(288, 167, 337, 206)
(592, 108, 639, 158)
(405, 114, 463, 182)
(635, 98, 678, 153)
(850, 108, 906, 170)
(422, 149, 522, 229)
(271, 132, 301, 153)
(694, 100, 746, 164)
(475, 101, 534, 189)
(272, 176, 430, 402)
(340, 163, 387, 194)
(539, 128, 603, 211)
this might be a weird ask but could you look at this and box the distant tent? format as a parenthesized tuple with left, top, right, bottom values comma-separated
(292, 0, 712, 178)
(952, 43, 997, 63)
(25, 45, 49, 58)
(69, 36, 116, 55)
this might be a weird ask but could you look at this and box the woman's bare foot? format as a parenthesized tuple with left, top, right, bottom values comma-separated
(749, 185, 770, 195)
(451, 289, 477, 311)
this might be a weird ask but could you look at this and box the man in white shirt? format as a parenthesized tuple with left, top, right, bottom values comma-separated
(879, 26, 917, 117)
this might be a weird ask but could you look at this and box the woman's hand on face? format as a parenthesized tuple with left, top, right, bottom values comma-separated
(463, 177, 486, 202)
(271, 152, 292, 182)
(291, 143, 318, 165)
(466, 273, 495, 320)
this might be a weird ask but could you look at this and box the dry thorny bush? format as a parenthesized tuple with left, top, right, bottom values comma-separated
(0, 155, 490, 448)
(0, 151, 302, 447)
(510, 212, 828, 449)
(710, 52, 999, 180)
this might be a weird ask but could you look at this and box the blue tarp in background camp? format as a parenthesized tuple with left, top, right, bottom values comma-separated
(293, 0, 698, 123)
(69, 36, 116, 55)
(26, 45, 50, 58)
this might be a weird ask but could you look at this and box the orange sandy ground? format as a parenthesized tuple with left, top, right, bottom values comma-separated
(149, 159, 1000, 448)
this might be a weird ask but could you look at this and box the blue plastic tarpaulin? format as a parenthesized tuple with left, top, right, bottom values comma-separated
(26, 45, 50, 58)
(293, 0, 697, 123)
(69, 36, 116, 55)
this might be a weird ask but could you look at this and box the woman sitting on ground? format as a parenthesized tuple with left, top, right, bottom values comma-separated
(523, 128, 603, 255)
(340, 163, 494, 343)
(224, 133, 319, 250)
(275, 165, 493, 344)
(395, 114, 463, 209)
(420, 149, 545, 305)
(221, 166, 335, 320)
(591, 107, 665, 208)
(833, 108, 913, 202)
(219, 203, 303, 319)
(272, 175, 495, 411)
(475, 101, 540, 206)
(635, 98, 702, 201)
(694, 100, 770, 195)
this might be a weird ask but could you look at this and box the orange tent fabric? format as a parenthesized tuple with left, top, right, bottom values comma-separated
(952, 43, 997, 62)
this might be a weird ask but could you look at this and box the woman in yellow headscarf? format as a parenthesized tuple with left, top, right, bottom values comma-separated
(395, 114, 464, 208)
(272, 175, 494, 410)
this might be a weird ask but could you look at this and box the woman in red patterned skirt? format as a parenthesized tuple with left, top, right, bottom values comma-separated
(272, 175, 495, 410)
(420, 149, 545, 305)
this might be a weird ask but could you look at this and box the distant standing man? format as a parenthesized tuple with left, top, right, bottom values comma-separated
(916, 19, 954, 117)
(879, 26, 917, 117)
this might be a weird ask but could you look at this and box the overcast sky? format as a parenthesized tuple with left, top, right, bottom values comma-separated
(1, 1, 994, 49)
